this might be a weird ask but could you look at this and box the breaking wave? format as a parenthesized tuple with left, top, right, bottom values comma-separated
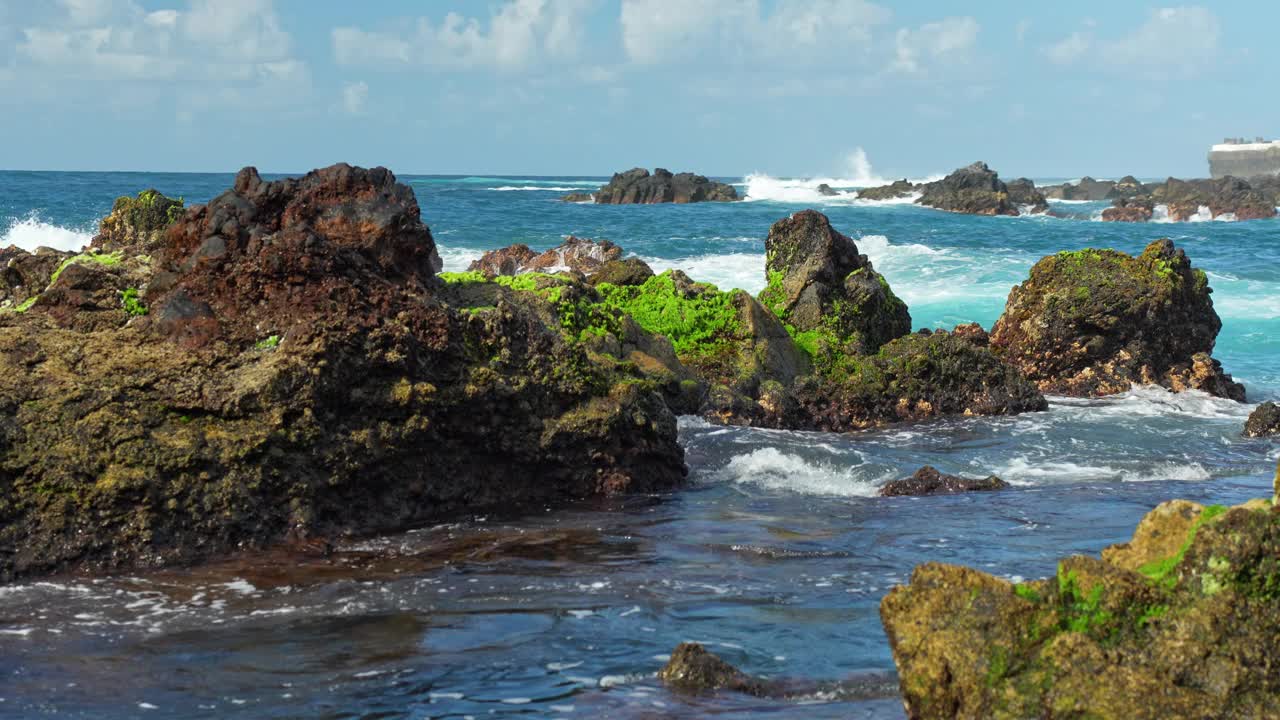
(1, 214, 93, 252)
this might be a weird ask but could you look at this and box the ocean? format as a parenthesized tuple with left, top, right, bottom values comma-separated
(1, 169, 1278, 718)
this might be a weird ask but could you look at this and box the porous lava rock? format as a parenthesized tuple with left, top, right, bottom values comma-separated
(1244, 401, 1280, 438)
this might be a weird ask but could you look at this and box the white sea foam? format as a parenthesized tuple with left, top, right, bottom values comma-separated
(643, 253, 765, 294)
(1050, 386, 1252, 421)
(994, 456, 1212, 485)
(716, 447, 881, 497)
(741, 147, 941, 203)
(488, 186, 583, 192)
(437, 245, 484, 272)
(1, 214, 93, 252)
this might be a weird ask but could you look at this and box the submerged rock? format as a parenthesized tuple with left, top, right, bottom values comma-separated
(559, 192, 593, 203)
(1244, 401, 1280, 437)
(593, 168, 739, 204)
(0, 163, 686, 583)
(759, 209, 911, 357)
(857, 179, 915, 201)
(881, 479, 1280, 719)
(917, 162, 1044, 216)
(879, 466, 1009, 497)
(468, 236, 623, 278)
(990, 239, 1245, 400)
(659, 643, 765, 695)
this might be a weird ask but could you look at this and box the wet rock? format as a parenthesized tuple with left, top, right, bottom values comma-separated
(857, 179, 915, 201)
(990, 239, 1245, 400)
(1101, 197, 1154, 222)
(468, 236, 623, 278)
(759, 209, 910, 356)
(1006, 178, 1049, 214)
(587, 257, 654, 287)
(0, 163, 687, 583)
(879, 466, 1009, 497)
(1106, 175, 1147, 199)
(881, 492, 1280, 719)
(916, 162, 1025, 216)
(816, 183, 839, 197)
(659, 643, 765, 695)
(1042, 176, 1118, 201)
(1244, 401, 1280, 437)
(559, 192, 593, 203)
(1107, 176, 1278, 223)
(593, 168, 739, 204)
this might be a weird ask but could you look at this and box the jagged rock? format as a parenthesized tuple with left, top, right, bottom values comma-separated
(1, 246, 70, 309)
(790, 330, 1048, 432)
(559, 192, 593, 202)
(1101, 197, 1154, 222)
(991, 239, 1244, 400)
(1109, 177, 1278, 222)
(0, 163, 686, 583)
(659, 643, 765, 695)
(816, 183, 839, 197)
(1106, 175, 1147, 199)
(468, 236, 623, 278)
(1244, 401, 1280, 437)
(917, 162, 1022, 216)
(593, 168, 739, 204)
(759, 210, 910, 357)
(92, 189, 185, 255)
(879, 466, 1009, 497)
(587, 257, 654, 287)
(881, 483, 1280, 719)
(1006, 178, 1049, 214)
(857, 179, 916, 201)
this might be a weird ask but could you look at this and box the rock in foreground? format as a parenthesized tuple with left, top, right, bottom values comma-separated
(990, 239, 1244, 400)
(879, 466, 1009, 497)
(1244, 401, 1280, 437)
(0, 164, 686, 582)
(593, 167, 739, 204)
(881, 477, 1280, 719)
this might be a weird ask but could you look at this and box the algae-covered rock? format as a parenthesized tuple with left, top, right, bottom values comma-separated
(990, 239, 1245, 400)
(760, 209, 910, 358)
(1244, 401, 1280, 437)
(879, 466, 1009, 497)
(0, 164, 686, 583)
(1, 245, 70, 310)
(658, 643, 765, 695)
(92, 188, 184, 254)
(881, 488, 1280, 719)
(790, 329, 1047, 432)
(587, 257, 654, 287)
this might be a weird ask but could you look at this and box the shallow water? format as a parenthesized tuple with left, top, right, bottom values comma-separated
(2, 171, 1278, 717)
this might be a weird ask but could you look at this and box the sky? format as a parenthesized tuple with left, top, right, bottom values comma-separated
(0, 0, 1274, 178)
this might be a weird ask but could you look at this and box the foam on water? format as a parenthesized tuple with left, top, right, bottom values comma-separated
(488, 186, 584, 192)
(437, 244, 483, 272)
(643, 253, 765, 294)
(741, 148, 941, 203)
(994, 456, 1212, 485)
(1050, 386, 1253, 421)
(1, 214, 93, 252)
(715, 447, 882, 497)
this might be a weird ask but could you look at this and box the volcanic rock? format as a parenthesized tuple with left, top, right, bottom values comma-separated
(1244, 401, 1280, 438)
(593, 168, 738, 204)
(879, 466, 1010, 497)
(468, 236, 623, 278)
(659, 643, 765, 695)
(916, 162, 1024, 216)
(1006, 178, 1049, 213)
(1101, 197, 1154, 222)
(857, 179, 916, 201)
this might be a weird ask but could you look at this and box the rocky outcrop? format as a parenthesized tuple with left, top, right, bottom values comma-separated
(1101, 197, 1154, 222)
(592, 168, 739, 204)
(990, 240, 1245, 400)
(816, 183, 839, 197)
(917, 162, 1045, 216)
(1041, 176, 1117, 201)
(587, 257, 654, 287)
(1, 245, 70, 310)
(881, 477, 1280, 719)
(559, 192, 593, 203)
(92, 189, 185, 254)
(468, 236, 623, 278)
(1102, 176, 1278, 222)
(879, 466, 1009, 497)
(1006, 178, 1049, 213)
(857, 179, 916, 201)
(0, 164, 686, 583)
(659, 643, 765, 695)
(1244, 401, 1280, 437)
(1107, 175, 1147, 199)
(759, 210, 911, 358)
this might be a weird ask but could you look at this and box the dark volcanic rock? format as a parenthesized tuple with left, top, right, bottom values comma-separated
(879, 466, 1009, 497)
(816, 183, 839, 197)
(991, 239, 1244, 400)
(593, 167, 738, 204)
(1041, 177, 1117, 201)
(587, 257, 655, 287)
(1106, 175, 1146, 199)
(1006, 178, 1049, 214)
(917, 162, 1024, 216)
(759, 210, 911, 356)
(1101, 197, 1155, 222)
(1245, 401, 1280, 438)
(881, 489, 1280, 718)
(1, 246, 70, 309)
(857, 179, 915, 201)
(0, 163, 686, 583)
(468, 236, 623, 278)
(559, 192, 593, 202)
(92, 189, 185, 255)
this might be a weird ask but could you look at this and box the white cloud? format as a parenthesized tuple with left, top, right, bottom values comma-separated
(333, 0, 593, 71)
(620, 0, 891, 65)
(891, 17, 980, 74)
(1042, 7, 1220, 73)
(342, 80, 368, 115)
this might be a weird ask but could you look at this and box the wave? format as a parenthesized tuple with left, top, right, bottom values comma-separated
(1049, 385, 1253, 421)
(741, 147, 941, 203)
(1, 214, 94, 252)
(488, 186, 585, 192)
(643, 252, 766, 294)
(437, 244, 484, 272)
(993, 456, 1212, 485)
(715, 447, 882, 497)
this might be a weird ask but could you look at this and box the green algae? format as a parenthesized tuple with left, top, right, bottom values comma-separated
(1138, 504, 1227, 588)
(49, 251, 124, 285)
(120, 288, 147, 317)
(594, 272, 742, 359)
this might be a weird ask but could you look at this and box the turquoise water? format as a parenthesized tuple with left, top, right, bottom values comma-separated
(1, 171, 1277, 718)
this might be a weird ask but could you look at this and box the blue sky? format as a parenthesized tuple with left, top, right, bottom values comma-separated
(0, 1, 1272, 178)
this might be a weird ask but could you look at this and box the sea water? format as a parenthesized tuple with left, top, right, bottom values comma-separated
(1, 170, 1277, 718)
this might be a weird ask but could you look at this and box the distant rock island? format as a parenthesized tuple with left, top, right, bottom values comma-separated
(563, 167, 739, 204)
(1040, 175, 1280, 222)
(857, 161, 1049, 216)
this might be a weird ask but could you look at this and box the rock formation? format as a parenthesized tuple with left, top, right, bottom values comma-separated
(879, 466, 1009, 497)
(990, 239, 1245, 400)
(559, 192, 593, 203)
(1101, 197, 1154, 222)
(881, 476, 1280, 718)
(816, 183, 839, 197)
(1244, 401, 1280, 437)
(0, 164, 687, 583)
(592, 168, 739, 204)
(916, 162, 1047, 216)
(659, 643, 765, 695)
(857, 179, 915, 201)
(468, 236, 623, 278)
(1101, 176, 1278, 223)
(1006, 178, 1050, 213)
